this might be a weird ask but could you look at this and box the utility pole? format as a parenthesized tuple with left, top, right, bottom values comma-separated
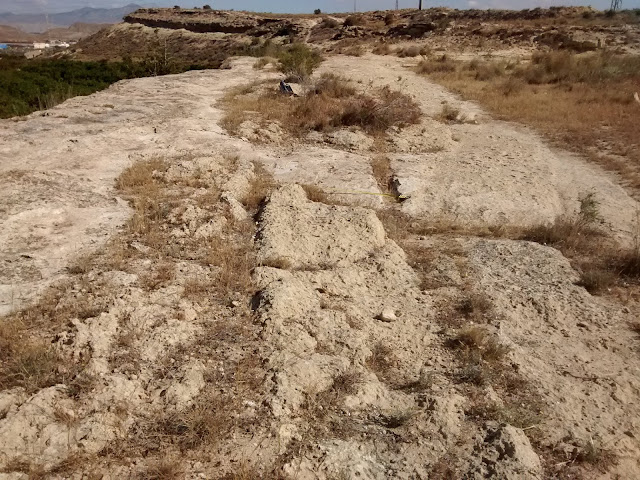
(418, 0, 422, 10)
(395, 0, 398, 9)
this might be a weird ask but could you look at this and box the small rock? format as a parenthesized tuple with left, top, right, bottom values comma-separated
(377, 307, 397, 322)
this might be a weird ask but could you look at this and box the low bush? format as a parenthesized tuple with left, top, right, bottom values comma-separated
(343, 15, 365, 27)
(222, 73, 421, 137)
(320, 17, 339, 28)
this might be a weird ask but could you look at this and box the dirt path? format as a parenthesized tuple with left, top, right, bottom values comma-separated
(1, 54, 639, 478)
(318, 55, 638, 241)
(0, 59, 270, 315)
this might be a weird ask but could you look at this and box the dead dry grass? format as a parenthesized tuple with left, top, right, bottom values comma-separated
(416, 50, 640, 190)
(366, 342, 399, 385)
(370, 156, 394, 195)
(220, 73, 421, 140)
(0, 280, 106, 393)
(241, 162, 277, 212)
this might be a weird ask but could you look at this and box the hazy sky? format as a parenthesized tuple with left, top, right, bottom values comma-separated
(1, 0, 638, 14)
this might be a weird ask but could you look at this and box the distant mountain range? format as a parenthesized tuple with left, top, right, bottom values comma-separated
(0, 4, 141, 33)
(0, 22, 109, 43)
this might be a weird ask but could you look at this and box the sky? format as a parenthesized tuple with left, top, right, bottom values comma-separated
(1, 0, 638, 15)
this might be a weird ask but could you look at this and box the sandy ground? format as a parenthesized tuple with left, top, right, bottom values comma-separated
(1, 54, 639, 478)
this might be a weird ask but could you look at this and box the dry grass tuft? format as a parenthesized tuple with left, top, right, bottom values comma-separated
(370, 156, 394, 195)
(339, 86, 421, 133)
(66, 253, 95, 275)
(520, 200, 604, 255)
(0, 284, 92, 393)
(241, 162, 277, 212)
(301, 183, 331, 203)
(116, 158, 168, 196)
(574, 437, 617, 471)
(140, 394, 238, 452)
(312, 72, 357, 98)
(577, 266, 617, 294)
(140, 457, 184, 480)
(611, 248, 640, 278)
(448, 326, 511, 387)
(456, 293, 492, 318)
(201, 236, 255, 299)
(372, 42, 393, 55)
(331, 370, 363, 396)
(450, 327, 510, 363)
(375, 409, 414, 428)
(437, 102, 464, 124)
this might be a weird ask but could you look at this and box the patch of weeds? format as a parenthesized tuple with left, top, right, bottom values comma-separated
(520, 214, 603, 255)
(466, 398, 543, 430)
(302, 370, 363, 424)
(203, 235, 255, 299)
(428, 454, 460, 480)
(140, 262, 175, 290)
(366, 342, 398, 383)
(339, 85, 421, 132)
(1, 458, 47, 478)
(455, 363, 487, 386)
(610, 247, 640, 279)
(453, 291, 493, 322)
(0, 325, 64, 393)
(574, 436, 617, 471)
(396, 370, 434, 393)
(301, 183, 330, 203)
(138, 393, 238, 452)
(331, 370, 363, 396)
(451, 327, 511, 363)
(416, 54, 457, 74)
(372, 42, 392, 55)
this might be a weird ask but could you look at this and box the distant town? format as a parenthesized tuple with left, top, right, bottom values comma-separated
(0, 40, 75, 57)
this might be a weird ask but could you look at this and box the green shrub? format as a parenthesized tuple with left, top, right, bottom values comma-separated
(276, 43, 323, 81)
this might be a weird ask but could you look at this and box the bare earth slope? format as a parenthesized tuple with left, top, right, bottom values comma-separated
(1, 55, 639, 478)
